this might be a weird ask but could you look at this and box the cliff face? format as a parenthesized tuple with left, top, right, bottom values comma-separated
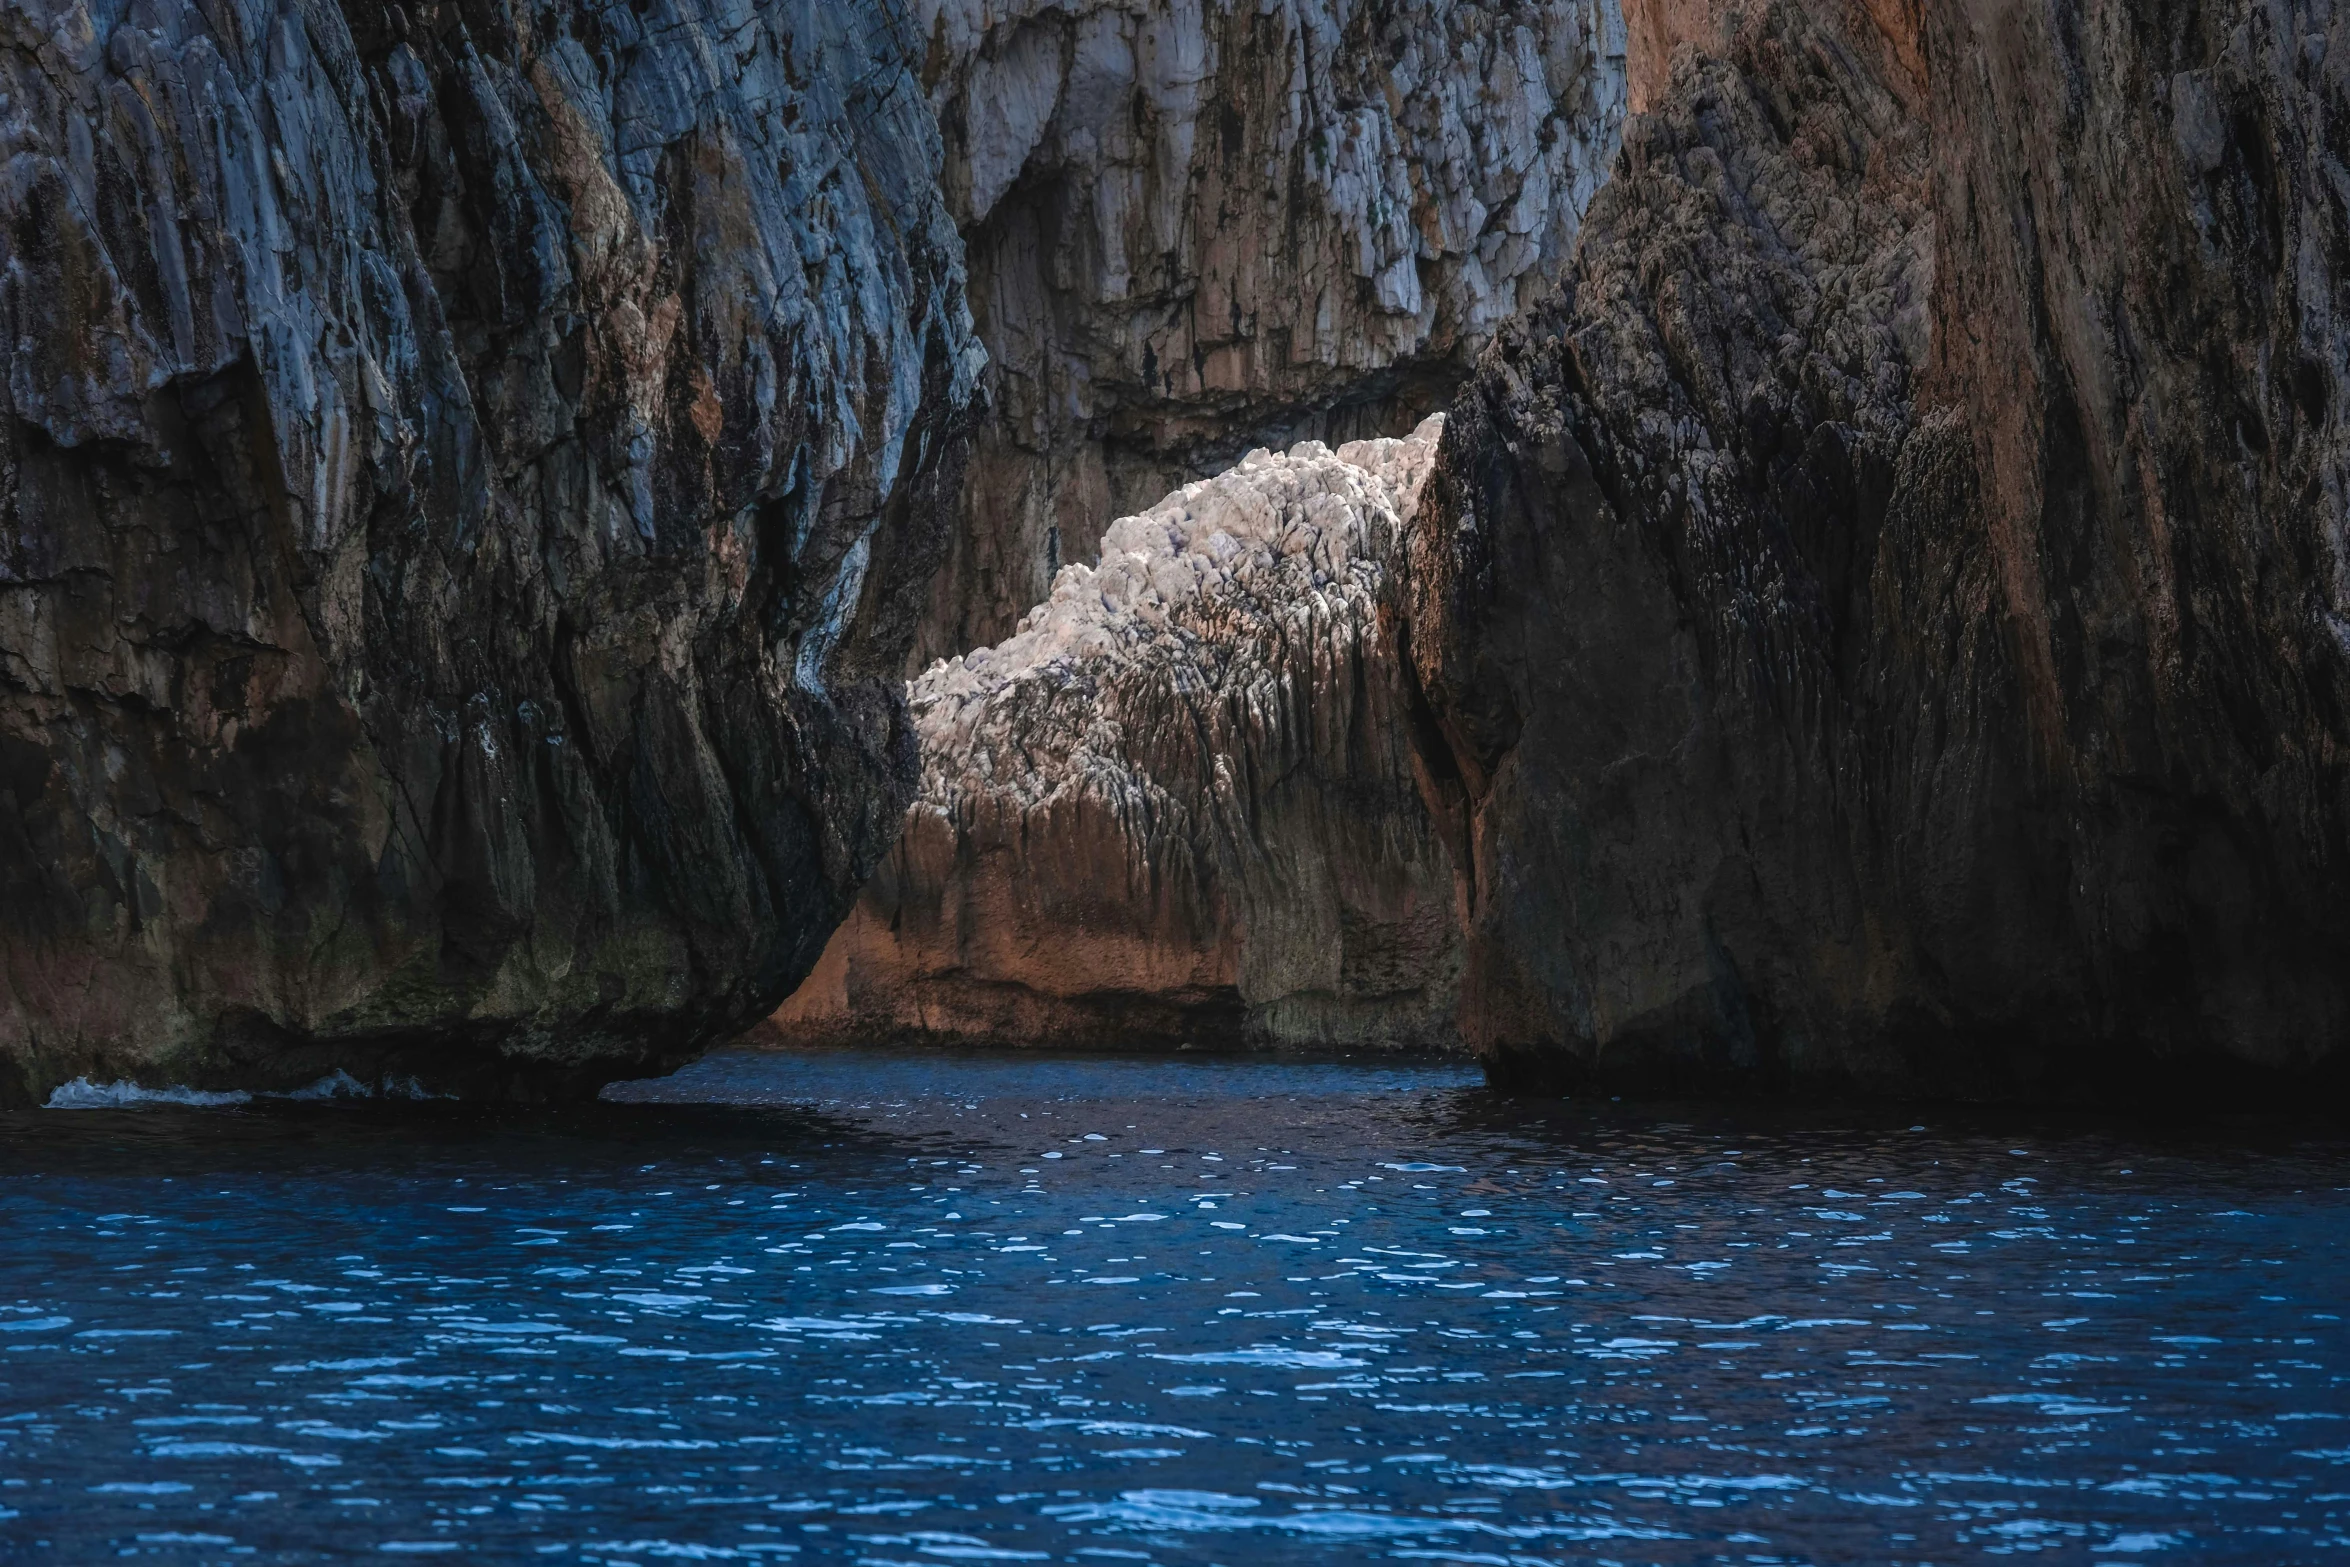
(768, 0, 1637, 1055)
(908, 0, 1627, 665)
(24, 0, 2336, 1102)
(0, 0, 982, 1102)
(773, 417, 1462, 1052)
(1410, 0, 2350, 1099)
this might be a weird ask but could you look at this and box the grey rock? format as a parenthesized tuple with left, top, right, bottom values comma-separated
(0, 0, 982, 1103)
(1408, 0, 2350, 1100)
(911, 0, 1627, 665)
(769, 0, 1634, 1056)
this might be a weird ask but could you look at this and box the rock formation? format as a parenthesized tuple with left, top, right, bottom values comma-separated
(20, 0, 2344, 1104)
(0, 0, 982, 1103)
(1407, 0, 2350, 1100)
(772, 417, 1462, 1051)
(909, 0, 1627, 665)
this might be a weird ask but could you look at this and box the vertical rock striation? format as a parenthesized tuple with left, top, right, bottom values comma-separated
(0, 0, 983, 1102)
(772, 416, 1462, 1051)
(1409, 0, 2350, 1100)
(909, 0, 1627, 664)
(768, 0, 1638, 1055)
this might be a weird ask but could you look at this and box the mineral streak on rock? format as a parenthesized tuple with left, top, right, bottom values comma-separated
(1409, 0, 2350, 1100)
(908, 0, 1628, 666)
(0, 0, 983, 1103)
(772, 415, 1464, 1051)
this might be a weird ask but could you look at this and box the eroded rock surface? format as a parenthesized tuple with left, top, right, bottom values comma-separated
(0, 0, 981, 1102)
(774, 416, 1462, 1051)
(1410, 0, 2350, 1099)
(909, 0, 1627, 664)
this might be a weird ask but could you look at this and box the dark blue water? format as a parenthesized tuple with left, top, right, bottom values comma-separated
(1, 1047, 2345, 1565)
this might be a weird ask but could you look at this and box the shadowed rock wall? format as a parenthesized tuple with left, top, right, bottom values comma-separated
(0, 0, 982, 1102)
(1409, 0, 2350, 1101)
(910, 0, 1627, 665)
(773, 418, 1462, 1051)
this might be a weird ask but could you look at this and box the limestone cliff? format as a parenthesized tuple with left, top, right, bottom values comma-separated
(909, 0, 1627, 665)
(0, 0, 982, 1102)
(772, 417, 1461, 1051)
(1409, 0, 2350, 1100)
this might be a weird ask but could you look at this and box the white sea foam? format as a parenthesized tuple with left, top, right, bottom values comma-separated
(280, 1069, 370, 1101)
(44, 1068, 455, 1108)
(44, 1079, 251, 1109)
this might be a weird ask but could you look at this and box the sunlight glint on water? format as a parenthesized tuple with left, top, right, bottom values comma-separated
(0, 1047, 2343, 1563)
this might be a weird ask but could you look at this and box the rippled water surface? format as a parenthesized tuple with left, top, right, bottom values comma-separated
(2, 1047, 2346, 1564)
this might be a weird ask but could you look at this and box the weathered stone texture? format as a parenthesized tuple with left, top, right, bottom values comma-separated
(1409, 0, 2350, 1100)
(909, 0, 1627, 665)
(0, 0, 982, 1101)
(773, 416, 1463, 1051)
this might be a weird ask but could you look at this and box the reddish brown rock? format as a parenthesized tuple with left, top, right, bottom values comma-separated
(774, 419, 1464, 1052)
(1408, 0, 2350, 1101)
